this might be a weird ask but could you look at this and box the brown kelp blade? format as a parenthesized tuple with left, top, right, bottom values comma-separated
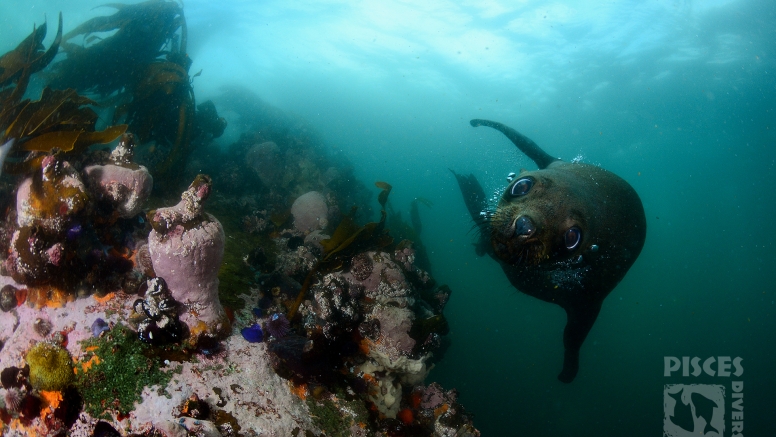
(20, 131, 81, 152)
(5, 88, 94, 140)
(319, 207, 360, 256)
(0, 12, 63, 104)
(375, 181, 392, 208)
(21, 124, 127, 153)
(0, 13, 62, 86)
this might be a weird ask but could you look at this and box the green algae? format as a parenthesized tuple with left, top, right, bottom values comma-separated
(306, 391, 370, 437)
(213, 206, 278, 312)
(75, 324, 181, 418)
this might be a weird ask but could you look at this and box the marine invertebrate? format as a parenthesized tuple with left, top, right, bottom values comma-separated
(4, 387, 22, 413)
(25, 341, 74, 391)
(291, 191, 329, 233)
(241, 324, 264, 343)
(132, 242, 155, 277)
(397, 408, 414, 426)
(265, 313, 291, 339)
(83, 133, 153, 218)
(0, 285, 18, 311)
(130, 277, 184, 345)
(33, 318, 53, 337)
(91, 318, 110, 338)
(148, 175, 230, 340)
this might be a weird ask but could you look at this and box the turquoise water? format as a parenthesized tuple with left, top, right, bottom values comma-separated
(3, 0, 775, 435)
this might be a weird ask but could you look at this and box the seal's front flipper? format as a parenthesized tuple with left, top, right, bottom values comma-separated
(450, 170, 490, 256)
(558, 302, 602, 383)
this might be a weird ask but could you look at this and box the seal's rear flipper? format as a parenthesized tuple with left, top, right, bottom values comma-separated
(450, 170, 490, 256)
(558, 302, 602, 383)
(470, 119, 559, 169)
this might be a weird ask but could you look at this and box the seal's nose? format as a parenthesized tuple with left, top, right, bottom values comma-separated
(514, 216, 536, 237)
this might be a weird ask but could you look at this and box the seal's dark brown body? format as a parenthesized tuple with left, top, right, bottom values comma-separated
(453, 119, 646, 383)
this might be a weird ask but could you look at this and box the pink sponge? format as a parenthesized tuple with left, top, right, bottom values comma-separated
(291, 191, 328, 233)
(147, 175, 229, 339)
(84, 133, 153, 218)
(84, 165, 152, 218)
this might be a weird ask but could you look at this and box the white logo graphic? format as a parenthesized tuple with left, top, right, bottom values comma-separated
(663, 384, 725, 437)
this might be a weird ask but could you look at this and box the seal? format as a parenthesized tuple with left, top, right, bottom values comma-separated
(452, 119, 646, 383)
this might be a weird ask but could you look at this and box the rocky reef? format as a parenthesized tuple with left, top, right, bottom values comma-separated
(0, 3, 480, 436)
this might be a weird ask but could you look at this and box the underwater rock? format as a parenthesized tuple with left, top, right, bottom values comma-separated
(6, 156, 89, 286)
(344, 251, 413, 307)
(157, 416, 221, 437)
(410, 383, 480, 437)
(84, 133, 153, 218)
(291, 191, 329, 233)
(394, 246, 415, 271)
(293, 249, 443, 419)
(245, 141, 283, 186)
(4, 226, 64, 285)
(303, 229, 330, 252)
(148, 175, 229, 339)
(349, 252, 374, 281)
(371, 305, 416, 357)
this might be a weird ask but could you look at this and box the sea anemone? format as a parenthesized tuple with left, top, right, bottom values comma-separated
(241, 324, 263, 343)
(4, 387, 22, 412)
(265, 313, 290, 339)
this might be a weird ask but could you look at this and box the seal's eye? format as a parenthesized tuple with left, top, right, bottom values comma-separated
(564, 227, 582, 250)
(510, 177, 534, 197)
